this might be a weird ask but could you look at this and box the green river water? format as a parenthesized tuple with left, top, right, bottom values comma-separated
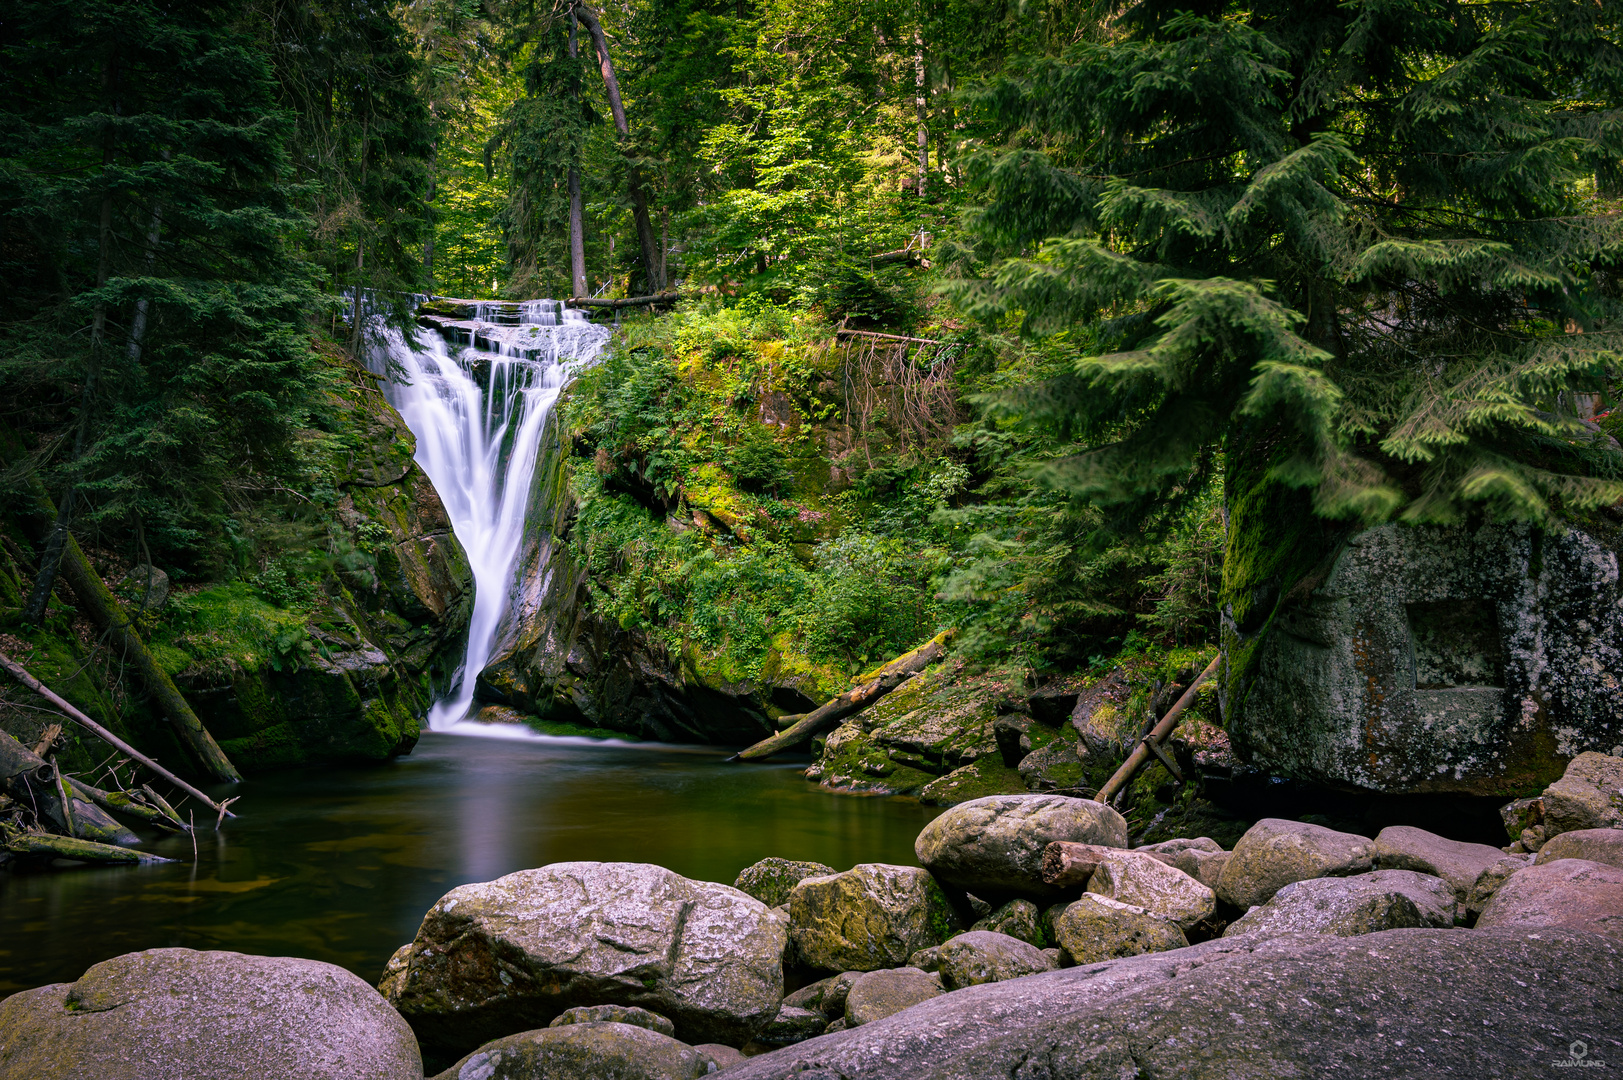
(0, 731, 942, 996)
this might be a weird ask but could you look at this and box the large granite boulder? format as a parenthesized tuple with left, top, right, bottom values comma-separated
(387, 863, 786, 1058)
(714, 928, 1623, 1079)
(914, 794, 1127, 902)
(787, 864, 959, 972)
(842, 968, 943, 1027)
(1222, 870, 1456, 938)
(428, 1023, 716, 1080)
(1050, 894, 1187, 964)
(1222, 523, 1623, 796)
(1371, 825, 1508, 904)
(1476, 859, 1623, 939)
(733, 858, 836, 908)
(0, 948, 420, 1080)
(1536, 827, 1623, 869)
(908, 930, 1057, 989)
(1215, 818, 1375, 909)
(1543, 753, 1623, 838)
(1085, 852, 1215, 930)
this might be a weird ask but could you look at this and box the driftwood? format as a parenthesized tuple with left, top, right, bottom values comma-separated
(1040, 842, 1122, 889)
(730, 629, 955, 762)
(0, 730, 141, 845)
(64, 776, 190, 834)
(0, 650, 237, 819)
(566, 292, 680, 309)
(31, 723, 62, 757)
(1095, 653, 1222, 805)
(3, 828, 175, 865)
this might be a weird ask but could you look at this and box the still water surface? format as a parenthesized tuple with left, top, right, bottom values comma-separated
(0, 732, 941, 995)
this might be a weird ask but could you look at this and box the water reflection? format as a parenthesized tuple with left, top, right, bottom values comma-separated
(0, 733, 940, 995)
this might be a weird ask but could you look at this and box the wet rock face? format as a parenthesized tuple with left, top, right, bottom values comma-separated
(0, 947, 422, 1080)
(387, 862, 787, 1060)
(1223, 522, 1623, 796)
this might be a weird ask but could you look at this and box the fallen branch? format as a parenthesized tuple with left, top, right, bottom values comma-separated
(834, 329, 949, 347)
(1095, 653, 1221, 805)
(3, 828, 175, 865)
(0, 649, 237, 820)
(730, 629, 955, 762)
(566, 292, 680, 309)
(64, 776, 191, 833)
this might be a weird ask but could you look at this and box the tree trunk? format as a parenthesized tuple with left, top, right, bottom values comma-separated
(3, 829, 175, 865)
(568, 12, 589, 298)
(64, 776, 190, 833)
(1040, 841, 1121, 888)
(914, 30, 928, 198)
(424, 140, 438, 287)
(574, 3, 662, 293)
(730, 629, 954, 761)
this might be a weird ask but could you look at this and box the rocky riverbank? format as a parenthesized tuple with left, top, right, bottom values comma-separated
(3, 753, 1620, 1078)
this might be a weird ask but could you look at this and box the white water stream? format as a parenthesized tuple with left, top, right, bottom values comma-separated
(368, 301, 609, 732)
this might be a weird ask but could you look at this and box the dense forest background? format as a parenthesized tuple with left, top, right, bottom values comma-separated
(1, 0, 1620, 734)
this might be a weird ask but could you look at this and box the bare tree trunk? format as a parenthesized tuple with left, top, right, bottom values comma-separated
(424, 140, 438, 287)
(574, 3, 662, 293)
(914, 29, 928, 198)
(126, 201, 164, 363)
(568, 11, 588, 298)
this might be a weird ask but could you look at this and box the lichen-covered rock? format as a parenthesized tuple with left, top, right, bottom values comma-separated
(1371, 825, 1509, 904)
(1223, 523, 1623, 796)
(711, 929, 1623, 1080)
(914, 794, 1128, 902)
(1476, 858, 1623, 938)
(1223, 870, 1456, 939)
(0, 948, 421, 1080)
(1050, 894, 1188, 965)
(1215, 818, 1375, 909)
(550, 1005, 675, 1038)
(969, 898, 1043, 946)
(1016, 739, 1091, 794)
(428, 1023, 715, 1080)
(908, 931, 1056, 989)
(782, 972, 860, 1021)
(1536, 828, 1623, 869)
(388, 862, 786, 1059)
(1086, 852, 1216, 930)
(1465, 853, 1536, 914)
(1135, 837, 1229, 891)
(917, 757, 1028, 806)
(1542, 753, 1623, 838)
(733, 858, 836, 908)
(787, 864, 960, 972)
(754, 1005, 829, 1047)
(843, 968, 943, 1027)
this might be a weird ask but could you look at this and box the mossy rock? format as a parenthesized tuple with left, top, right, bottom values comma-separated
(734, 857, 837, 908)
(919, 757, 1027, 806)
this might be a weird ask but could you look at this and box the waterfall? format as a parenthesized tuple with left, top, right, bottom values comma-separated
(368, 305, 610, 731)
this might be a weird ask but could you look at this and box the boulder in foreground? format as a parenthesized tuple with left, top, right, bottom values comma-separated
(842, 968, 943, 1027)
(1085, 852, 1215, 930)
(909, 930, 1056, 989)
(1476, 858, 1623, 939)
(1215, 818, 1375, 909)
(0, 948, 420, 1080)
(716, 928, 1623, 1079)
(1050, 894, 1187, 964)
(387, 862, 785, 1057)
(788, 864, 959, 972)
(429, 1022, 715, 1080)
(914, 794, 1127, 901)
(1371, 825, 1507, 904)
(733, 857, 836, 908)
(1223, 870, 1455, 938)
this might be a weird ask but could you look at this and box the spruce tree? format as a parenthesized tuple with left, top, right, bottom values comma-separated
(952, 0, 1623, 641)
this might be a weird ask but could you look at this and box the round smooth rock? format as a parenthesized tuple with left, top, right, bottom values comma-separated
(914, 794, 1128, 901)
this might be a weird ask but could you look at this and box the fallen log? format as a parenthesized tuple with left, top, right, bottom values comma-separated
(566, 292, 679, 309)
(0, 729, 138, 845)
(1041, 841, 1122, 889)
(64, 776, 190, 833)
(1095, 653, 1222, 805)
(730, 629, 955, 762)
(834, 328, 949, 347)
(0, 650, 237, 819)
(3, 829, 176, 865)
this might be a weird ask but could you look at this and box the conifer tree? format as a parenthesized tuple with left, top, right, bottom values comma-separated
(952, 0, 1623, 640)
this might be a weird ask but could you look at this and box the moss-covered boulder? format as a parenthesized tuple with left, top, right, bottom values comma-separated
(1051, 894, 1188, 965)
(733, 857, 837, 908)
(787, 864, 961, 972)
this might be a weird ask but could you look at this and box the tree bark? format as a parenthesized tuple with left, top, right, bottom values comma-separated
(730, 629, 954, 761)
(574, 3, 662, 293)
(1040, 841, 1121, 888)
(64, 776, 190, 833)
(914, 30, 928, 198)
(568, 11, 589, 298)
(3, 829, 175, 865)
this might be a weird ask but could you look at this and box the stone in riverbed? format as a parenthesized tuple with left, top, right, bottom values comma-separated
(1222, 869, 1456, 939)
(1086, 852, 1215, 930)
(428, 1022, 715, 1080)
(549, 1005, 676, 1037)
(1465, 853, 1536, 915)
(781, 972, 860, 1021)
(753, 1005, 829, 1047)
(842, 968, 943, 1027)
(914, 794, 1127, 902)
(787, 864, 960, 973)
(969, 898, 1043, 946)
(1214, 817, 1375, 909)
(709, 928, 1623, 1080)
(387, 862, 785, 1059)
(1536, 827, 1623, 869)
(1134, 836, 1229, 891)
(733, 857, 836, 908)
(1050, 894, 1187, 965)
(1475, 858, 1623, 939)
(693, 1043, 746, 1070)
(1371, 825, 1507, 905)
(1542, 752, 1623, 839)
(0, 947, 421, 1080)
(908, 930, 1056, 989)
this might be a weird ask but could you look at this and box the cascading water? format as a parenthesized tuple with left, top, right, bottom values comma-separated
(368, 302, 609, 731)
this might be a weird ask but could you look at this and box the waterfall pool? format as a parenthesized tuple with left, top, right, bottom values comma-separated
(0, 731, 941, 995)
